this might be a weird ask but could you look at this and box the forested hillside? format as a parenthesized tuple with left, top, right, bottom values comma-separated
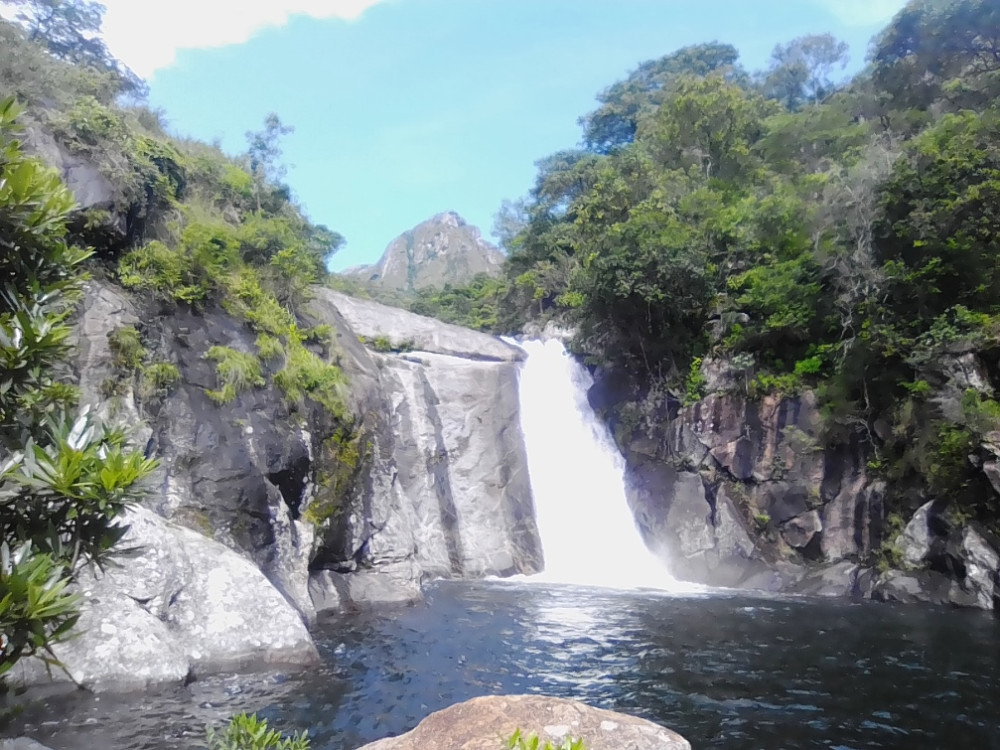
(424, 0, 1000, 536)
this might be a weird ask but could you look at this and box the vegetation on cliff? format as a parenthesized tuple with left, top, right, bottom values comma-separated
(417, 0, 1000, 534)
(0, 96, 156, 678)
(0, 2, 353, 676)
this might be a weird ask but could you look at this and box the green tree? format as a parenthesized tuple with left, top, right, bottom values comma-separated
(762, 34, 849, 111)
(872, 0, 1000, 112)
(643, 74, 777, 180)
(6, 0, 143, 94)
(581, 42, 745, 152)
(246, 113, 293, 212)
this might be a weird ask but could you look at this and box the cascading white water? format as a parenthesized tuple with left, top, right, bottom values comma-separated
(514, 338, 692, 591)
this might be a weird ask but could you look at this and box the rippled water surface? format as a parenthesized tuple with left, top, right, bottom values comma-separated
(8, 581, 1000, 749)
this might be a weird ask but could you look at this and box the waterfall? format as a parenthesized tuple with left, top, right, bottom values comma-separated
(513, 338, 691, 591)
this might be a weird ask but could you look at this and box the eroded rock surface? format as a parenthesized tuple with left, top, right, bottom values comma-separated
(356, 695, 690, 750)
(10, 508, 316, 692)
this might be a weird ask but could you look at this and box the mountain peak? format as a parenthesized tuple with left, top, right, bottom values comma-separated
(345, 213, 504, 293)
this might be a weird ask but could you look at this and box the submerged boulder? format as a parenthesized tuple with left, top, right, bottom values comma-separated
(356, 695, 690, 750)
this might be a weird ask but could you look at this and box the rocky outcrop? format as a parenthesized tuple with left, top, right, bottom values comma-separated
(595, 358, 1000, 609)
(305, 290, 541, 609)
(9, 508, 316, 692)
(357, 695, 690, 750)
(599, 377, 886, 591)
(877, 501, 1000, 609)
(50, 280, 539, 690)
(344, 211, 504, 293)
(322, 289, 521, 362)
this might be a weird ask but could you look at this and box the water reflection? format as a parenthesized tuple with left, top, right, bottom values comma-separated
(5, 581, 1000, 750)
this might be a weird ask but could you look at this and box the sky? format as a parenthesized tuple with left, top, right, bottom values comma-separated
(93, 0, 907, 271)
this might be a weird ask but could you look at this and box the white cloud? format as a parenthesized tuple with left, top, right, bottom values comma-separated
(100, 0, 388, 78)
(813, 0, 907, 27)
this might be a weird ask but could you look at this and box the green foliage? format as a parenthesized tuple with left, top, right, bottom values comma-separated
(205, 713, 309, 750)
(255, 334, 284, 361)
(303, 427, 362, 526)
(108, 325, 145, 370)
(507, 729, 585, 750)
(0, 98, 155, 676)
(0, 542, 79, 676)
(683, 357, 706, 406)
(752, 512, 771, 531)
(204, 347, 264, 405)
(409, 274, 506, 331)
(359, 334, 414, 354)
(139, 362, 180, 399)
(273, 342, 346, 417)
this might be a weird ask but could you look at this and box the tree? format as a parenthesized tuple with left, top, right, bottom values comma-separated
(245, 113, 293, 212)
(0, 97, 155, 677)
(763, 34, 849, 111)
(872, 0, 1000, 112)
(643, 74, 777, 180)
(581, 43, 745, 153)
(5, 0, 144, 95)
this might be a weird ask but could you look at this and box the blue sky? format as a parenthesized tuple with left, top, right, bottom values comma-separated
(99, 0, 906, 270)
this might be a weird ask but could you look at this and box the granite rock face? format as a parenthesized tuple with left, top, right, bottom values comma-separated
(10, 508, 316, 692)
(56, 279, 540, 691)
(306, 292, 541, 612)
(594, 359, 1000, 610)
(356, 695, 690, 750)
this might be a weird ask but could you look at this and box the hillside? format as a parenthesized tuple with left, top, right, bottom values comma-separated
(344, 211, 504, 293)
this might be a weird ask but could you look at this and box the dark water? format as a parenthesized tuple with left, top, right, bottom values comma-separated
(6, 580, 1000, 749)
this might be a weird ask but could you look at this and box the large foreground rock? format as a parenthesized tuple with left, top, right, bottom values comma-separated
(10, 508, 316, 692)
(357, 695, 690, 750)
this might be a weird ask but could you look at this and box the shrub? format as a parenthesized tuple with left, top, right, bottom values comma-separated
(274, 343, 346, 417)
(507, 729, 585, 750)
(108, 325, 145, 370)
(255, 334, 284, 361)
(0, 96, 156, 678)
(683, 357, 706, 406)
(205, 713, 309, 750)
(204, 346, 264, 405)
(140, 362, 181, 398)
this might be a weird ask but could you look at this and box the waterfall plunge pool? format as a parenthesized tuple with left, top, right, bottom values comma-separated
(8, 341, 1000, 748)
(9, 580, 1000, 749)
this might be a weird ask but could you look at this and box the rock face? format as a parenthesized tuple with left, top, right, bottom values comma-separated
(305, 290, 541, 610)
(357, 695, 690, 750)
(875, 500, 1000, 609)
(39, 280, 539, 690)
(595, 360, 1000, 609)
(9, 508, 316, 692)
(345, 211, 504, 293)
(602, 380, 885, 590)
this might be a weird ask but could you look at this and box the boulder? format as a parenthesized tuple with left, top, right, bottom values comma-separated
(310, 564, 422, 614)
(356, 695, 690, 750)
(9, 507, 317, 692)
(626, 462, 765, 587)
(781, 510, 822, 550)
(0, 740, 54, 750)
